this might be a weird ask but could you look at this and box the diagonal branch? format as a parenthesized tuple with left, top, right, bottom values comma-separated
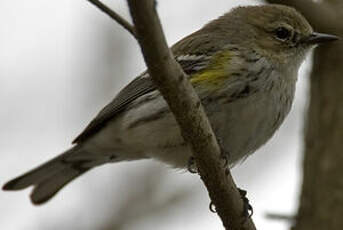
(126, 0, 256, 229)
(265, 0, 341, 32)
(86, 0, 137, 38)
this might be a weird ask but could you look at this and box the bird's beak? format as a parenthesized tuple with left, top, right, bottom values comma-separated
(302, 32, 340, 45)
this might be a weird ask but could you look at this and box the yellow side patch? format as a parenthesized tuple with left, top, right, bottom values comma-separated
(190, 50, 231, 87)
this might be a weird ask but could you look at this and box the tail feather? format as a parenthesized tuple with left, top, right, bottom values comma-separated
(3, 146, 95, 204)
(31, 166, 89, 205)
(3, 155, 69, 191)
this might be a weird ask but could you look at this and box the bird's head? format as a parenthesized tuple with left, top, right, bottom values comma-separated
(209, 4, 339, 68)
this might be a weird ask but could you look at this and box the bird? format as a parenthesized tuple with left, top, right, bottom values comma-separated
(3, 4, 339, 205)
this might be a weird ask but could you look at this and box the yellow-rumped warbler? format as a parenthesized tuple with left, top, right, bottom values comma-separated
(3, 4, 339, 204)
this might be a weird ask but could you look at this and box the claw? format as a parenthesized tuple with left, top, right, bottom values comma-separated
(209, 201, 217, 213)
(187, 156, 198, 174)
(209, 189, 253, 219)
(238, 188, 253, 220)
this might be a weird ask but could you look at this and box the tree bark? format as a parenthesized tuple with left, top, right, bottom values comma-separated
(266, 1, 343, 229)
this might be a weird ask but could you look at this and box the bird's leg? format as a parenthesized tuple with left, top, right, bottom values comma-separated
(187, 156, 198, 174)
(238, 188, 254, 220)
(208, 188, 253, 219)
(189, 137, 229, 174)
(206, 138, 230, 213)
(191, 138, 252, 218)
(223, 169, 253, 219)
(217, 137, 230, 168)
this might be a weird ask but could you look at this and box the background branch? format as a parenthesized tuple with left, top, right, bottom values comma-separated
(86, 0, 137, 38)
(126, 0, 256, 229)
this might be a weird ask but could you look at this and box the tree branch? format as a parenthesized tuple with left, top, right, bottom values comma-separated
(266, 213, 295, 222)
(86, 0, 137, 38)
(265, 0, 341, 33)
(126, 0, 256, 229)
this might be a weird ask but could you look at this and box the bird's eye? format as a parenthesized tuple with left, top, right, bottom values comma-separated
(275, 27, 291, 41)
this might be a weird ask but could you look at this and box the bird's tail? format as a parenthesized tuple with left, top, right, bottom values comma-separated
(2, 146, 101, 205)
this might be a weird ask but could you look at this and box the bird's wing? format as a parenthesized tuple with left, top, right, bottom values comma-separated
(72, 54, 212, 144)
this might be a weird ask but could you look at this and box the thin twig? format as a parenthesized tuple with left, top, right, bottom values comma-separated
(266, 213, 295, 222)
(86, 0, 137, 38)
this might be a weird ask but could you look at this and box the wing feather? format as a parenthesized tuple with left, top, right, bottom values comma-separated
(72, 73, 156, 143)
(73, 55, 212, 144)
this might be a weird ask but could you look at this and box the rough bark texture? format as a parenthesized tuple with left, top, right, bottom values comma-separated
(127, 1, 256, 229)
(266, 1, 343, 229)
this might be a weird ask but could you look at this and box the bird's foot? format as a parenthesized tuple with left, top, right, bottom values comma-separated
(207, 189, 253, 219)
(238, 188, 253, 220)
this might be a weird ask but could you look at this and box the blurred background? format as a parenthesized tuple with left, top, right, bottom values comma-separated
(0, 0, 314, 229)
